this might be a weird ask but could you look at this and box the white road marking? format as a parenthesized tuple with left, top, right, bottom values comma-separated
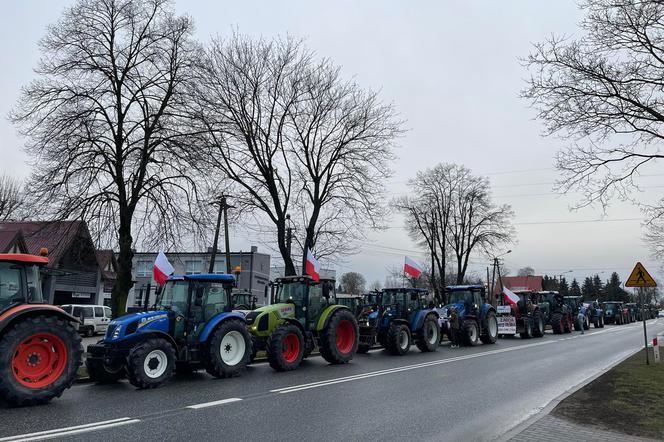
(272, 340, 556, 394)
(0, 418, 140, 442)
(186, 397, 243, 409)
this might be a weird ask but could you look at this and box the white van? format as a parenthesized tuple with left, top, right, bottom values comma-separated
(60, 304, 112, 337)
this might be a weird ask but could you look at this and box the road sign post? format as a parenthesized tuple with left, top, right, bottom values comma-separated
(625, 262, 657, 366)
(654, 337, 660, 364)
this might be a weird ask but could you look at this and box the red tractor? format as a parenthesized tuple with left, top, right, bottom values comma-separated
(0, 253, 82, 406)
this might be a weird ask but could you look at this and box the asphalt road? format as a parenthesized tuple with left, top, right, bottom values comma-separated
(1, 319, 662, 442)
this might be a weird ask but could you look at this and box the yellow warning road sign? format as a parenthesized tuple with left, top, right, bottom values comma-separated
(625, 262, 657, 288)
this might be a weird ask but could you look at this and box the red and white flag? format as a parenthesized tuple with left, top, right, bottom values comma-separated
(404, 256, 423, 279)
(153, 250, 175, 286)
(503, 287, 520, 312)
(305, 248, 320, 282)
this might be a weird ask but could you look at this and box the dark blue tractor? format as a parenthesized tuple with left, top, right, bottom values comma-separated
(439, 285, 498, 346)
(357, 288, 440, 355)
(86, 274, 252, 389)
(583, 300, 605, 328)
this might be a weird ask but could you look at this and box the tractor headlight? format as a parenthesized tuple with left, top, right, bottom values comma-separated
(112, 325, 122, 339)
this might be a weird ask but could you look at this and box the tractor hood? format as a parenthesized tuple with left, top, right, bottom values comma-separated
(252, 303, 296, 319)
(105, 310, 170, 341)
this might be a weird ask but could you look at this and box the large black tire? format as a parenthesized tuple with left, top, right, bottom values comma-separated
(461, 320, 480, 346)
(126, 338, 176, 389)
(532, 312, 545, 338)
(266, 324, 304, 371)
(563, 315, 573, 333)
(320, 309, 359, 364)
(551, 313, 563, 334)
(0, 315, 82, 406)
(357, 344, 371, 354)
(86, 358, 124, 383)
(600, 316, 605, 328)
(387, 323, 411, 355)
(415, 315, 440, 352)
(85, 327, 94, 338)
(573, 317, 582, 331)
(593, 317, 600, 329)
(519, 318, 533, 339)
(480, 312, 499, 344)
(203, 319, 252, 378)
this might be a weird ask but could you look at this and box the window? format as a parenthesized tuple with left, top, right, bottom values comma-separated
(26, 264, 43, 303)
(94, 307, 104, 317)
(0, 262, 23, 311)
(72, 306, 93, 319)
(185, 260, 202, 275)
(213, 260, 227, 274)
(136, 260, 151, 277)
(104, 307, 112, 319)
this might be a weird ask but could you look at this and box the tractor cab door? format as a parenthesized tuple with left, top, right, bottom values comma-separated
(404, 291, 421, 322)
(0, 261, 25, 313)
(471, 291, 482, 317)
(185, 281, 231, 344)
(305, 282, 329, 330)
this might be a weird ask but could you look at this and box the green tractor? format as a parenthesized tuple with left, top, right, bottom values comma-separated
(244, 276, 359, 371)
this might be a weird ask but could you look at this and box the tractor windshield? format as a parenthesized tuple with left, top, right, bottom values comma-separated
(0, 262, 23, 312)
(604, 302, 618, 311)
(447, 290, 475, 305)
(158, 281, 190, 315)
(275, 281, 306, 305)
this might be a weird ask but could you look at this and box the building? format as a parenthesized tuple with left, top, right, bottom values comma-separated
(96, 250, 118, 306)
(0, 221, 103, 305)
(127, 246, 271, 308)
(270, 266, 337, 281)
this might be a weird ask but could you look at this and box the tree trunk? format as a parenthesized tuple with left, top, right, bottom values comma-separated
(277, 219, 296, 276)
(112, 220, 134, 318)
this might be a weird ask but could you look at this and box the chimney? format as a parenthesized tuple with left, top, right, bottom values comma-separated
(251, 246, 258, 253)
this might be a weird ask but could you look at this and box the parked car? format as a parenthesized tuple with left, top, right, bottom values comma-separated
(61, 304, 112, 336)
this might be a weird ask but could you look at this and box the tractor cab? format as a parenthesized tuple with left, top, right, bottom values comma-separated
(0, 253, 48, 314)
(380, 288, 429, 322)
(271, 276, 336, 330)
(444, 285, 485, 317)
(232, 289, 258, 310)
(441, 285, 498, 347)
(336, 293, 365, 316)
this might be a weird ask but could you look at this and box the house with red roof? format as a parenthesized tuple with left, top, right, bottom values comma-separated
(494, 275, 543, 294)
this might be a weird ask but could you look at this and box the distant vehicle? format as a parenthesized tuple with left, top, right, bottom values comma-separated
(625, 303, 641, 322)
(563, 296, 589, 331)
(231, 290, 260, 310)
(582, 300, 605, 328)
(603, 301, 626, 325)
(440, 285, 498, 346)
(336, 293, 365, 316)
(508, 291, 545, 339)
(536, 291, 573, 334)
(61, 304, 112, 337)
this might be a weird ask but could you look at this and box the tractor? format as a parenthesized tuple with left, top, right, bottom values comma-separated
(582, 300, 605, 328)
(509, 291, 545, 339)
(536, 291, 573, 334)
(0, 252, 82, 406)
(603, 301, 626, 325)
(625, 303, 641, 322)
(232, 289, 259, 310)
(357, 288, 440, 355)
(336, 293, 366, 316)
(564, 296, 590, 331)
(244, 276, 359, 371)
(440, 285, 498, 346)
(86, 273, 252, 389)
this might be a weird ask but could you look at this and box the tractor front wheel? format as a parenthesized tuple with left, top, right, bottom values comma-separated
(267, 324, 304, 371)
(86, 358, 124, 383)
(600, 316, 605, 328)
(415, 315, 440, 352)
(551, 313, 563, 334)
(480, 312, 499, 344)
(0, 315, 82, 406)
(519, 318, 532, 339)
(126, 338, 175, 389)
(563, 315, 573, 333)
(387, 323, 411, 355)
(320, 309, 359, 364)
(204, 319, 252, 378)
(462, 320, 480, 346)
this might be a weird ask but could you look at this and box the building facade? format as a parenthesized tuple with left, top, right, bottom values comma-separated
(127, 246, 271, 309)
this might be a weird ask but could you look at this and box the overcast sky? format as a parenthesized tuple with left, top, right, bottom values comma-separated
(2, 0, 662, 288)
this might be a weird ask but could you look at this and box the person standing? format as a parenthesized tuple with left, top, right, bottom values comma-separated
(578, 303, 587, 335)
(450, 307, 460, 348)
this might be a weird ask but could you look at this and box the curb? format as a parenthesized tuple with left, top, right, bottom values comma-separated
(498, 326, 664, 441)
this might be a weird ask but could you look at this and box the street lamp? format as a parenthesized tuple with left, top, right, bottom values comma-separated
(558, 270, 573, 281)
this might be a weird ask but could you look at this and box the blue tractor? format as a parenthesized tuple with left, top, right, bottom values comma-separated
(439, 285, 498, 346)
(357, 288, 440, 355)
(86, 274, 252, 389)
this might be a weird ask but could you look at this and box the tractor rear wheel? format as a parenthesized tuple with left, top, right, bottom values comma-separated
(126, 338, 176, 389)
(600, 316, 605, 328)
(480, 312, 499, 344)
(519, 317, 532, 339)
(87, 358, 124, 383)
(0, 315, 82, 406)
(593, 317, 600, 328)
(461, 320, 480, 346)
(387, 323, 411, 355)
(415, 315, 440, 352)
(320, 309, 359, 364)
(532, 312, 545, 338)
(563, 315, 573, 333)
(203, 319, 251, 378)
(551, 313, 563, 334)
(267, 324, 304, 371)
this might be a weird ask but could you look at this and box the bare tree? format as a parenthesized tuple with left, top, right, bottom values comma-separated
(369, 280, 382, 291)
(193, 34, 401, 276)
(11, 0, 204, 316)
(0, 175, 24, 221)
(340, 272, 366, 295)
(523, 0, 664, 211)
(518, 266, 535, 277)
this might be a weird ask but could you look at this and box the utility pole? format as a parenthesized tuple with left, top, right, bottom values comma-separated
(208, 195, 234, 274)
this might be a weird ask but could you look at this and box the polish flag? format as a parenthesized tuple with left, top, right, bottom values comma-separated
(404, 256, 423, 279)
(305, 248, 320, 282)
(153, 250, 175, 286)
(503, 287, 520, 313)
